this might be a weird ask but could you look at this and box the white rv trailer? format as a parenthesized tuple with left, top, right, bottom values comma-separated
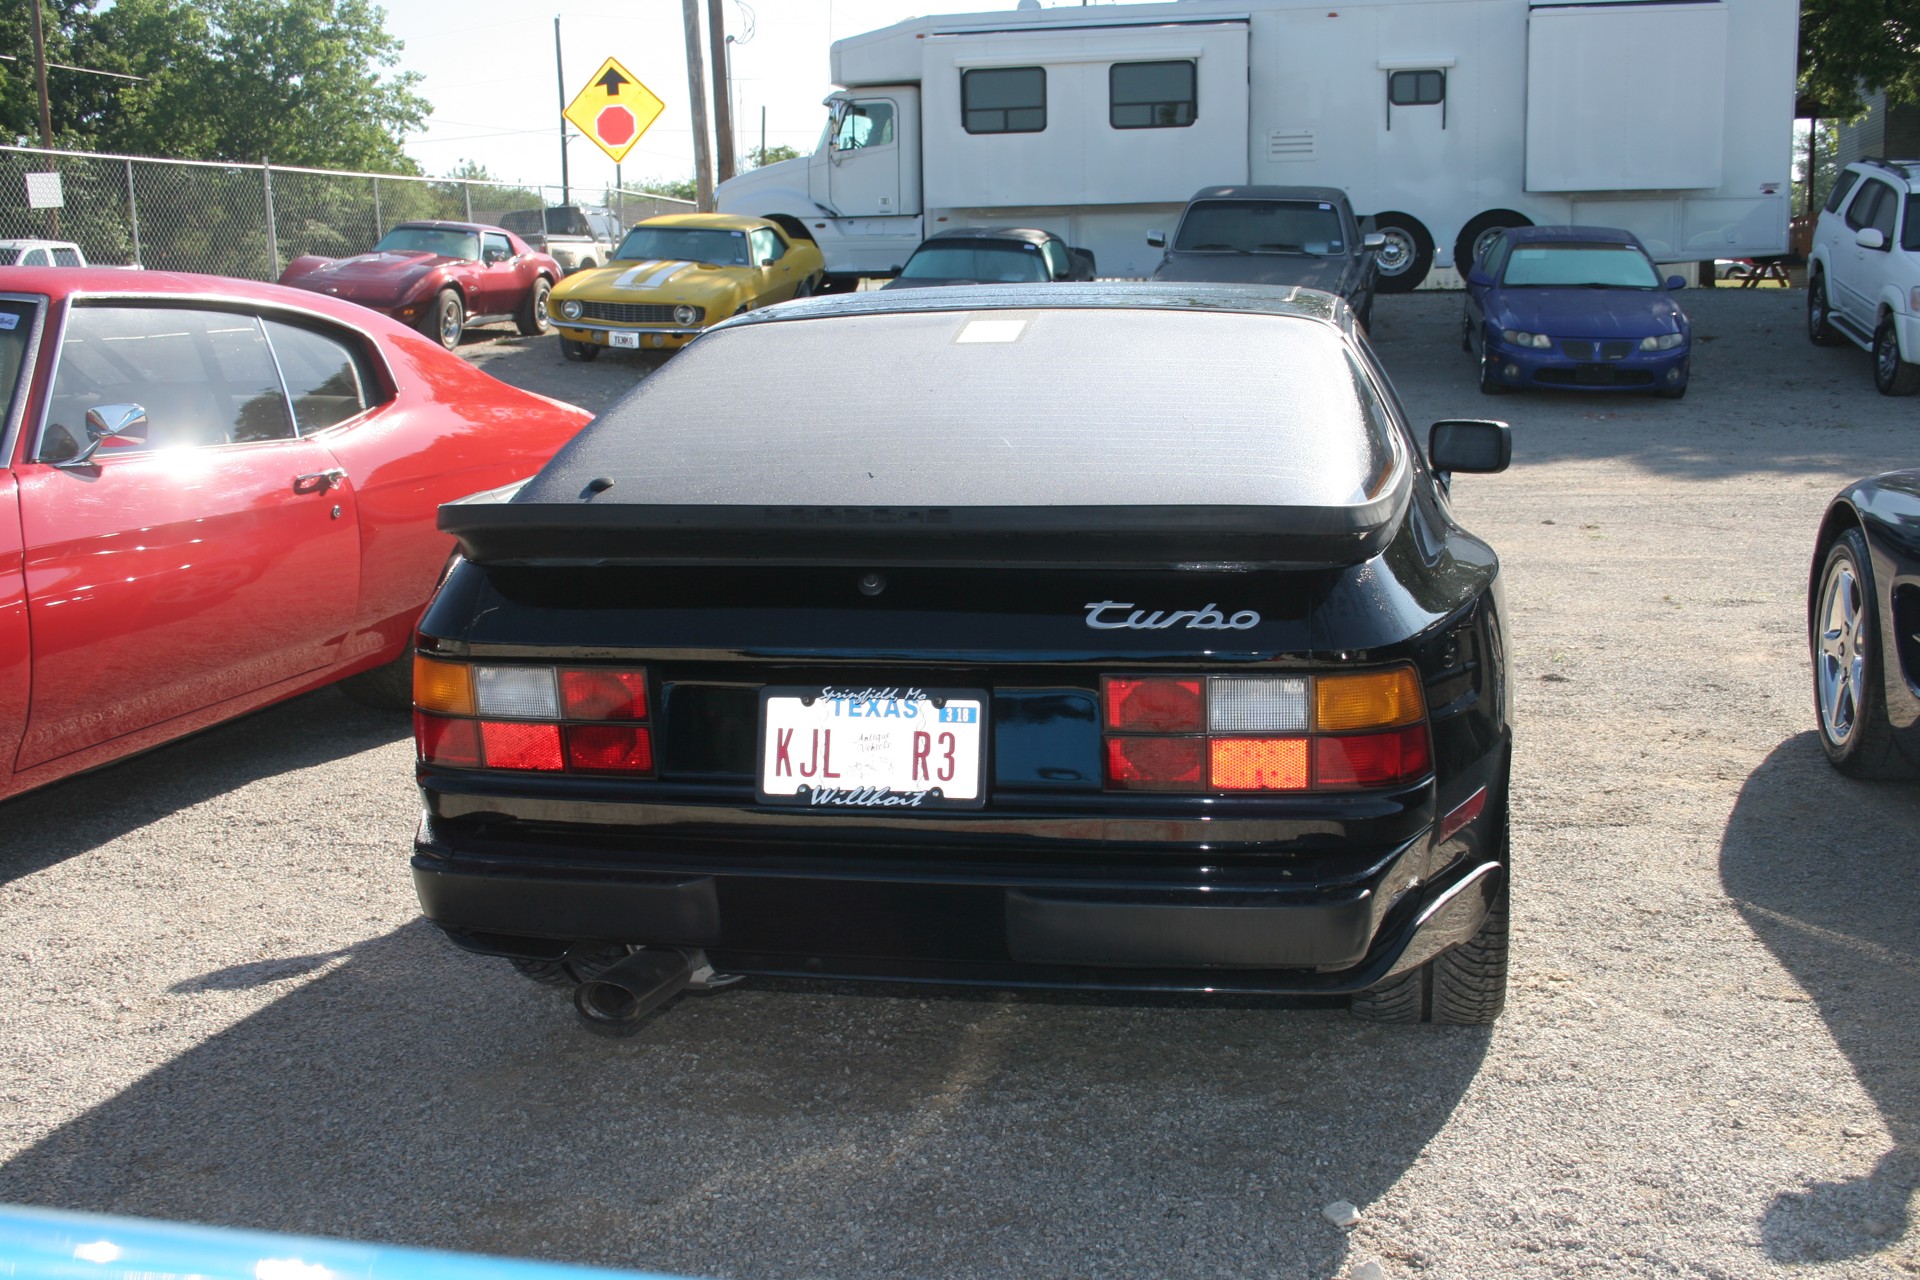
(715, 0, 1800, 291)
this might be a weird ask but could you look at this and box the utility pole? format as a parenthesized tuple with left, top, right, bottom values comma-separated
(28, 0, 54, 150)
(681, 0, 715, 210)
(707, 0, 735, 182)
(554, 16, 569, 205)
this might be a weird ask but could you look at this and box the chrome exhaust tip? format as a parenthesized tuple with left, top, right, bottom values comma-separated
(571, 948, 696, 1034)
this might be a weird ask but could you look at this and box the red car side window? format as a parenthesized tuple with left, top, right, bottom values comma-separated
(39, 306, 296, 461)
(263, 319, 388, 434)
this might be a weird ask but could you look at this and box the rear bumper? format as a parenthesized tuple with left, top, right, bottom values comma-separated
(410, 821, 1503, 993)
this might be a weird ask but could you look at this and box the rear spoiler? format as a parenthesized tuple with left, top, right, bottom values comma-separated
(439, 484, 1409, 572)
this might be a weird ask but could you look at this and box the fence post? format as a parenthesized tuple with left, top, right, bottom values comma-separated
(464, 184, 473, 222)
(125, 158, 142, 266)
(374, 175, 382, 235)
(262, 158, 279, 277)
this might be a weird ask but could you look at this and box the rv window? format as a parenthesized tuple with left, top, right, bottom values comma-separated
(963, 67, 1046, 134)
(833, 101, 895, 150)
(1110, 60, 1196, 129)
(1388, 70, 1445, 107)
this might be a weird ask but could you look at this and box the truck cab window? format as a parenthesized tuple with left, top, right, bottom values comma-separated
(1110, 60, 1196, 129)
(833, 101, 895, 150)
(962, 67, 1046, 134)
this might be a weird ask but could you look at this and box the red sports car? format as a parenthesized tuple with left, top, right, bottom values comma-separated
(0, 267, 591, 803)
(278, 222, 562, 351)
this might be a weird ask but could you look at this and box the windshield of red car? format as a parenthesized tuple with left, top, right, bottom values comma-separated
(1501, 243, 1661, 288)
(898, 241, 1050, 282)
(372, 227, 480, 260)
(1173, 201, 1346, 255)
(613, 227, 749, 266)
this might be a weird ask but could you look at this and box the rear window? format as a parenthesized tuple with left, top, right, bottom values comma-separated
(1174, 200, 1346, 255)
(899, 241, 1050, 283)
(523, 308, 1397, 511)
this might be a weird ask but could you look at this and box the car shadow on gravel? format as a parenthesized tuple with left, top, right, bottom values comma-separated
(458, 331, 665, 418)
(0, 690, 408, 888)
(1719, 733, 1920, 1264)
(0, 917, 1490, 1280)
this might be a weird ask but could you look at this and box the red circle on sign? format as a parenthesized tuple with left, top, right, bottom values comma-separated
(597, 106, 636, 146)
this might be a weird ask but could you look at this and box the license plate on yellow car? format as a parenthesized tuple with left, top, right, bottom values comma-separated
(757, 686, 986, 808)
(610, 331, 639, 349)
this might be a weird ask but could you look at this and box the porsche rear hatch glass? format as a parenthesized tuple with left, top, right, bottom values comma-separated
(449, 306, 1408, 569)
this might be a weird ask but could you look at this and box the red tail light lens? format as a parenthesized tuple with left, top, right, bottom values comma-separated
(1312, 726, 1431, 788)
(1101, 668, 1430, 793)
(1104, 678, 1203, 732)
(415, 712, 480, 767)
(416, 662, 653, 774)
(562, 669, 649, 721)
(1106, 736, 1205, 789)
(566, 725, 655, 773)
(479, 721, 565, 771)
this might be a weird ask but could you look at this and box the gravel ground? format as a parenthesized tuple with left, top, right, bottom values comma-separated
(1, 289, 1917, 1280)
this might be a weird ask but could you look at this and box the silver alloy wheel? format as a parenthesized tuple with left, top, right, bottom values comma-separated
(1809, 283, 1827, 335)
(1876, 325, 1899, 384)
(1816, 552, 1868, 746)
(439, 298, 461, 346)
(1375, 227, 1416, 276)
(1470, 224, 1508, 268)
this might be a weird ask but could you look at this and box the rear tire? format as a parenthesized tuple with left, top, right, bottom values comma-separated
(1812, 528, 1916, 777)
(1367, 212, 1433, 294)
(1807, 272, 1843, 346)
(337, 651, 413, 711)
(1352, 882, 1510, 1024)
(1873, 319, 1920, 395)
(560, 337, 600, 362)
(516, 277, 552, 336)
(1452, 210, 1531, 281)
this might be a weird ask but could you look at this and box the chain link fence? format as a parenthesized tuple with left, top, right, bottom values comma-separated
(0, 145, 694, 279)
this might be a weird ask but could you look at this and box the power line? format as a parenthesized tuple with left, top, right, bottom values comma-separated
(0, 53, 145, 83)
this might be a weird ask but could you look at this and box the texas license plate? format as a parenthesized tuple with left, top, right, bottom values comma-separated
(609, 331, 640, 349)
(758, 686, 985, 808)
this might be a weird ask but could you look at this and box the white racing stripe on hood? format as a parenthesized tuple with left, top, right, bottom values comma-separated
(612, 260, 694, 291)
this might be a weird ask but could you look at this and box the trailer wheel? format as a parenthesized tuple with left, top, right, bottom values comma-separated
(1453, 210, 1532, 279)
(1368, 212, 1432, 293)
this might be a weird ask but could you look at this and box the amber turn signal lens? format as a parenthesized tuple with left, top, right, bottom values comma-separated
(1209, 737, 1309, 791)
(1315, 667, 1423, 732)
(413, 655, 474, 715)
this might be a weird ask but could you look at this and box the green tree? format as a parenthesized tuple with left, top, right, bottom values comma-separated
(638, 174, 698, 201)
(746, 143, 801, 168)
(5, 0, 428, 172)
(1800, 0, 1920, 118)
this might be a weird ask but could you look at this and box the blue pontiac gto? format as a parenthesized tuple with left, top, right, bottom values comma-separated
(1462, 225, 1692, 399)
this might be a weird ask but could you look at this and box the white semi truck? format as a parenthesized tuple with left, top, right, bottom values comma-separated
(716, 0, 1800, 291)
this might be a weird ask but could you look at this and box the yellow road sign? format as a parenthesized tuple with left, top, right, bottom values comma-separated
(564, 57, 664, 164)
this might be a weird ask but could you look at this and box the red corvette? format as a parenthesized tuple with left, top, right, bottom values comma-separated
(0, 268, 590, 803)
(278, 222, 562, 351)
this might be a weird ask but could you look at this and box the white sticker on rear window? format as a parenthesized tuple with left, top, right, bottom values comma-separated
(956, 319, 1027, 344)
(0, 313, 17, 331)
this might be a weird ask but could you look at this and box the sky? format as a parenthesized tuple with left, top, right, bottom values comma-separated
(380, 0, 1109, 198)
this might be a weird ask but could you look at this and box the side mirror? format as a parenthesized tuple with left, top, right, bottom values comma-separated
(1465, 267, 1494, 288)
(1362, 232, 1387, 252)
(1665, 275, 1687, 290)
(1855, 227, 1886, 251)
(1429, 419, 1511, 479)
(1146, 230, 1166, 249)
(57, 402, 148, 468)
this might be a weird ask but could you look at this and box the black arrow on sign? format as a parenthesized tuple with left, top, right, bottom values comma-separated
(597, 68, 629, 95)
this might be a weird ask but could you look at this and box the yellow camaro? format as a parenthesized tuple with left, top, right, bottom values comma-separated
(549, 213, 826, 360)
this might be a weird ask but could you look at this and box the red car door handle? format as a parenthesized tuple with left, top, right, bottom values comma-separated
(293, 469, 347, 494)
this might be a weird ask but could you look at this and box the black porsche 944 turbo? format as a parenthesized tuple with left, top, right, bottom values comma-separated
(411, 283, 1517, 1031)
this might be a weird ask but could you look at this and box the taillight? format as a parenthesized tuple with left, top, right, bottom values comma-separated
(1101, 670, 1429, 793)
(414, 658, 654, 775)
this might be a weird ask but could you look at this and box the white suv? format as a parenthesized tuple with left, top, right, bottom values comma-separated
(1807, 158, 1920, 395)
